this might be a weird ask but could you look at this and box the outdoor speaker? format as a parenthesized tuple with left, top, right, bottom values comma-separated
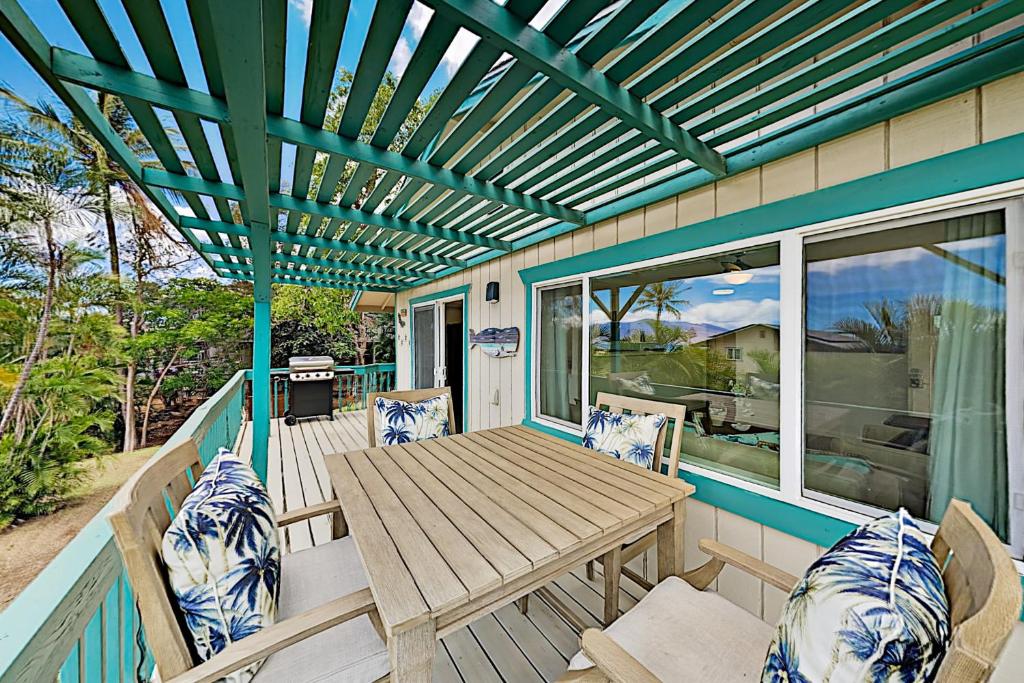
(485, 281, 500, 303)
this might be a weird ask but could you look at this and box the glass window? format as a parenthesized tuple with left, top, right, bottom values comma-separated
(537, 283, 583, 425)
(804, 210, 1007, 539)
(589, 245, 781, 486)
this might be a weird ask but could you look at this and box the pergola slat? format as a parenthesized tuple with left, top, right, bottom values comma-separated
(420, 0, 727, 177)
(55, 0, 234, 259)
(140, 166, 509, 251)
(285, 0, 349, 234)
(47, 52, 582, 227)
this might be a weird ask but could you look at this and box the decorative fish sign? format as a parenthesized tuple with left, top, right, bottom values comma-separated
(470, 327, 520, 358)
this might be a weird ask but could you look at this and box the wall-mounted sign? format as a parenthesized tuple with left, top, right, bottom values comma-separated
(470, 327, 519, 358)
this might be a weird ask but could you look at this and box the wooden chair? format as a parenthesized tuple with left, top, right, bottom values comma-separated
(366, 386, 456, 447)
(108, 439, 390, 683)
(562, 499, 1022, 682)
(522, 392, 686, 628)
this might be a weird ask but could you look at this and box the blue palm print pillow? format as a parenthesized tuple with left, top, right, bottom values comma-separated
(762, 510, 950, 683)
(162, 448, 280, 682)
(374, 394, 451, 446)
(582, 406, 666, 470)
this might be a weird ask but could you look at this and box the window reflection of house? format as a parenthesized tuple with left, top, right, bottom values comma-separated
(703, 324, 779, 380)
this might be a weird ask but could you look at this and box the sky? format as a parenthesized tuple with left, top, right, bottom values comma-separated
(591, 265, 782, 332)
(588, 234, 1006, 334)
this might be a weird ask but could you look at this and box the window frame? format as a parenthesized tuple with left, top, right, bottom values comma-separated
(529, 189, 1024, 557)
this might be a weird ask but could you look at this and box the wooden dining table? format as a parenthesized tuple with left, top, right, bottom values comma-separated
(323, 424, 695, 682)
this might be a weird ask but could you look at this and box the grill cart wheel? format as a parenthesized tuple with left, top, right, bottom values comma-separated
(284, 413, 297, 426)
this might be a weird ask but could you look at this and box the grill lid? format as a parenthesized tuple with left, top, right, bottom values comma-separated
(288, 355, 335, 372)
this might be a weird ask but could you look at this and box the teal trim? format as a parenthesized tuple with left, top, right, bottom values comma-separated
(250, 292, 271, 484)
(409, 284, 471, 433)
(522, 417, 582, 442)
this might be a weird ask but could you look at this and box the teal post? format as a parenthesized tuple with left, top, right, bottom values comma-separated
(250, 222, 272, 483)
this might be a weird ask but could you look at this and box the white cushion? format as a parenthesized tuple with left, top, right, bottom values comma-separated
(763, 510, 949, 682)
(583, 406, 666, 469)
(568, 576, 772, 680)
(374, 394, 450, 445)
(162, 449, 280, 683)
(254, 537, 389, 683)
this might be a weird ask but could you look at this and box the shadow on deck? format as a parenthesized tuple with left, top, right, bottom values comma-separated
(237, 413, 658, 682)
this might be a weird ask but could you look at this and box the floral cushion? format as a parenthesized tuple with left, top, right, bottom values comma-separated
(374, 394, 451, 446)
(162, 448, 280, 682)
(582, 406, 666, 469)
(762, 510, 950, 683)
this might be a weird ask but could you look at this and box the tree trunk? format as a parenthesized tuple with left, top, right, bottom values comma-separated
(0, 220, 57, 436)
(122, 361, 137, 452)
(140, 348, 180, 448)
(103, 184, 123, 326)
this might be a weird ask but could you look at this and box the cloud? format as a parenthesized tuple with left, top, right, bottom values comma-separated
(588, 297, 781, 330)
(683, 298, 780, 328)
(441, 28, 479, 77)
(289, 0, 313, 26)
(530, 0, 567, 28)
(389, 37, 414, 77)
(408, 3, 431, 37)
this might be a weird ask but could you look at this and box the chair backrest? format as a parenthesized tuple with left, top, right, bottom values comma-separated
(108, 439, 206, 680)
(593, 392, 686, 477)
(365, 386, 456, 447)
(931, 499, 1022, 682)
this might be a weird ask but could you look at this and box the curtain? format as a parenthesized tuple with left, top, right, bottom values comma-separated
(539, 285, 582, 424)
(927, 214, 1007, 540)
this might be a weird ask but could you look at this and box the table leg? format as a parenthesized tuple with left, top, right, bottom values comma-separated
(657, 500, 686, 581)
(388, 619, 436, 682)
(602, 546, 622, 625)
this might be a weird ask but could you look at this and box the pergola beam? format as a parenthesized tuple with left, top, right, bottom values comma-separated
(49, 47, 583, 224)
(181, 217, 428, 279)
(214, 261, 405, 289)
(220, 270, 398, 293)
(206, 0, 272, 482)
(142, 167, 509, 252)
(420, 0, 727, 177)
(199, 236, 463, 269)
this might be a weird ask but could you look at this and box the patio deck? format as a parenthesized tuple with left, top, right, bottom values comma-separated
(236, 412, 658, 682)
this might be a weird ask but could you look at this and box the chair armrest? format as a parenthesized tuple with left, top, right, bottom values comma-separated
(699, 538, 800, 592)
(581, 630, 660, 683)
(277, 499, 341, 527)
(165, 588, 377, 683)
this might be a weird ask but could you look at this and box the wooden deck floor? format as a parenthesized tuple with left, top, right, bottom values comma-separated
(235, 413, 658, 682)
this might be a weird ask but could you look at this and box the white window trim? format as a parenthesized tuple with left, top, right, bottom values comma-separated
(528, 180, 1024, 559)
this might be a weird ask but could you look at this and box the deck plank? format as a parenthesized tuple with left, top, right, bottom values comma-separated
(279, 418, 313, 552)
(492, 603, 568, 681)
(291, 421, 332, 545)
(468, 614, 545, 683)
(443, 627, 502, 683)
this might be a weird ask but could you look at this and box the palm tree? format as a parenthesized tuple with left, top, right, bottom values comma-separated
(0, 155, 99, 436)
(0, 89, 164, 302)
(635, 281, 690, 325)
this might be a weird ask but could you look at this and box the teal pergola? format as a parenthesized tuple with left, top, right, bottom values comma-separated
(2, 0, 1022, 476)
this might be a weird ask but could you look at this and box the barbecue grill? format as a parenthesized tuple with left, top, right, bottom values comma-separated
(284, 355, 335, 426)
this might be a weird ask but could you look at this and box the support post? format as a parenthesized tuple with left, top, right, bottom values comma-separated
(250, 222, 272, 483)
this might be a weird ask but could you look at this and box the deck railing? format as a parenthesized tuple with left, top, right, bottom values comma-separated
(0, 369, 248, 683)
(245, 363, 396, 418)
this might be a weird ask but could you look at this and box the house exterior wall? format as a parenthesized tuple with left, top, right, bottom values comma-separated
(394, 73, 1024, 677)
